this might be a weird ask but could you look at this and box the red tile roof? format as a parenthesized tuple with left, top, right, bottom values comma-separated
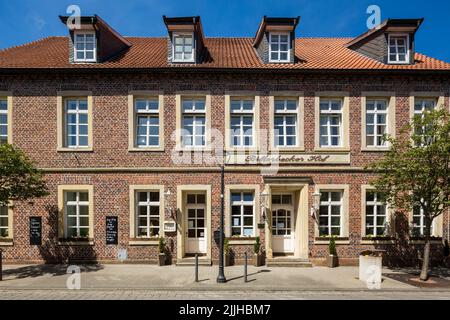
(0, 36, 449, 71)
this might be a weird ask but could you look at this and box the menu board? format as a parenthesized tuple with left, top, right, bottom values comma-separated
(106, 216, 118, 245)
(29, 217, 42, 245)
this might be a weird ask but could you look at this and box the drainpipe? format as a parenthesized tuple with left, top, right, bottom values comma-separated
(216, 165, 227, 283)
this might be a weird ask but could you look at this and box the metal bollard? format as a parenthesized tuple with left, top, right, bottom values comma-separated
(244, 252, 248, 283)
(195, 253, 199, 282)
(0, 249, 3, 281)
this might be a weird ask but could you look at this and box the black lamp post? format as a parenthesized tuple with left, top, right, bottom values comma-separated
(216, 165, 227, 283)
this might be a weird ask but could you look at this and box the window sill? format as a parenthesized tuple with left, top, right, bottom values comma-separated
(269, 147, 306, 153)
(128, 147, 165, 152)
(0, 238, 13, 246)
(129, 238, 159, 246)
(313, 147, 350, 153)
(409, 237, 443, 245)
(175, 146, 213, 152)
(57, 147, 93, 153)
(228, 237, 256, 245)
(225, 147, 259, 153)
(361, 147, 391, 152)
(314, 237, 350, 245)
(58, 239, 94, 246)
(361, 237, 396, 245)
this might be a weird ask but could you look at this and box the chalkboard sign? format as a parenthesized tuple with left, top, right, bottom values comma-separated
(106, 216, 118, 245)
(29, 217, 42, 245)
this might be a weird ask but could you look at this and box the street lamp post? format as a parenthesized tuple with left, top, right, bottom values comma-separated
(217, 165, 227, 283)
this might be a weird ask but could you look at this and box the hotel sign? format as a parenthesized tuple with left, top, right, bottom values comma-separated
(225, 153, 350, 165)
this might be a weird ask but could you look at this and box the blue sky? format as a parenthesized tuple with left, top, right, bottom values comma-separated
(1, 0, 449, 61)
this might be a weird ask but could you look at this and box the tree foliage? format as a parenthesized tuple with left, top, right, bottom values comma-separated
(0, 144, 49, 206)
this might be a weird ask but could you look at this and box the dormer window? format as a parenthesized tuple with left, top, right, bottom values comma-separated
(269, 33, 290, 63)
(173, 33, 194, 63)
(74, 32, 97, 62)
(388, 34, 410, 64)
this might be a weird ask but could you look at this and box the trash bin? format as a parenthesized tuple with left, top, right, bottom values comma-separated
(359, 250, 384, 286)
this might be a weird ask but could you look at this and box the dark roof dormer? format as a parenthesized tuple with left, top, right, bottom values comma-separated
(59, 14, 131, 63)
(253, 16, 300, 64)
(347, 18, 424, 65)
(163, 16, 205, 64)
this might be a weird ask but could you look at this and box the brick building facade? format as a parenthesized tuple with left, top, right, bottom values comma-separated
(0, 15, 449, 266)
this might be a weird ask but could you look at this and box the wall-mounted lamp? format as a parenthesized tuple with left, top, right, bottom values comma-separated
(311, 191, 322, 224)
(260, 190, 269, 223)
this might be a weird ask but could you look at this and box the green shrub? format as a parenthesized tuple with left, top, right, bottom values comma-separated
(253, 236, 261, 254)
(329, 237, 337, 256)
(158, 237, 166, 254)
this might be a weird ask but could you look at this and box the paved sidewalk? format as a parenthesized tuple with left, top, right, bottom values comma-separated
(0, 264, 419, 291)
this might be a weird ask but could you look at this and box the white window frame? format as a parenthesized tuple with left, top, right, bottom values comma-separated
(136, 191, 161, 238)
(388, 34, 410, 64)
(413, 98, 436, 146)
(269, 32, 290, 63)
(65, 98, 89, 148)
(412, 199, 437, 237)
(73, 32, 97, 63)
(319, 99, 343, 147)
(172, 32, 195, 63)
(135, 98, 160, 148)
(319, 191, 343, 237)
(274, 99, 298, 147)
(64, 191, 90, 238)
(230, 99, 255, 148)
(365, 191, 388, 237)
(0, 99, 8, 144)
(0, 206, 10, 238)
(366, 99, 389, 147)
(181, 98, 206, 148)
(230, 191, 255, 237)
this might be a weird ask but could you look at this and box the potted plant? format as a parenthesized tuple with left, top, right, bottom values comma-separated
(253, 236, 264, 267)
(158, 237, 166, 266)
(327, 236, 338, 268)
(224, 238, 232, 266)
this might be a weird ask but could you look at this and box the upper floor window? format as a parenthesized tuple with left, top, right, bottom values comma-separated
(181, 98, 206, 147)
(173, 33, 194, 62)
(388, 35, 409, 64)
(414, 98, 436, 145)
(65, 98, 89, 148)
(366, 99, 388, 147)
(319, 99, 342, 147)
(230, 99, 254, 147)
(269, 33, 290, 62)
(274, 99, 297, 147)
(0, 99, 8, 144)
(135, 99, 160, 148)
(74, 32, 96, 62)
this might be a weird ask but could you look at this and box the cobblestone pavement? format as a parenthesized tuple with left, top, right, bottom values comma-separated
(1, 289, 450, 300)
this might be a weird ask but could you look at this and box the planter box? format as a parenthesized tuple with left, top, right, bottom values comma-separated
(327, 255, 338, 268)
(158, 253, 166, 266)
(253, 254, 264, 267)
(359, 255, 382, 285)
(225, 254, 232, 266)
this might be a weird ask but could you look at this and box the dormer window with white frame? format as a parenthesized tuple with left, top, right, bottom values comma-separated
(173, 33, 195, 63)
(388, 34, 410, 64)
(269, 32, 290, 63)
(74, 32, 97, 62)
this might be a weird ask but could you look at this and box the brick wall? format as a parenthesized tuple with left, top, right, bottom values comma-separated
(1, 71, 449, 266)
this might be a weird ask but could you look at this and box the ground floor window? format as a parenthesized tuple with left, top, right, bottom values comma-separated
(412, 204, 436, 237)
(65, 191, 90, 238)
(0, 206, 9, 237)
(136, 191, 160, 237)
(319, 191, 342, 236)
(231, 192, 254, 237)
(365, 191, 387, 237)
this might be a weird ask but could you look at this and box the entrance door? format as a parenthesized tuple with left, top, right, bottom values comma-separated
(271, 194, 295, 253)
(185, 193, 206, 254)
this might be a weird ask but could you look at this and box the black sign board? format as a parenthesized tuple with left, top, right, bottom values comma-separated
(106, 216, 118, 245)
(29, 217, 42, 245)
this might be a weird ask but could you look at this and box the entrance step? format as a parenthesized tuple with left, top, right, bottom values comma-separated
(176, 257, 212, 266)
(266, 257, 313, 267)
